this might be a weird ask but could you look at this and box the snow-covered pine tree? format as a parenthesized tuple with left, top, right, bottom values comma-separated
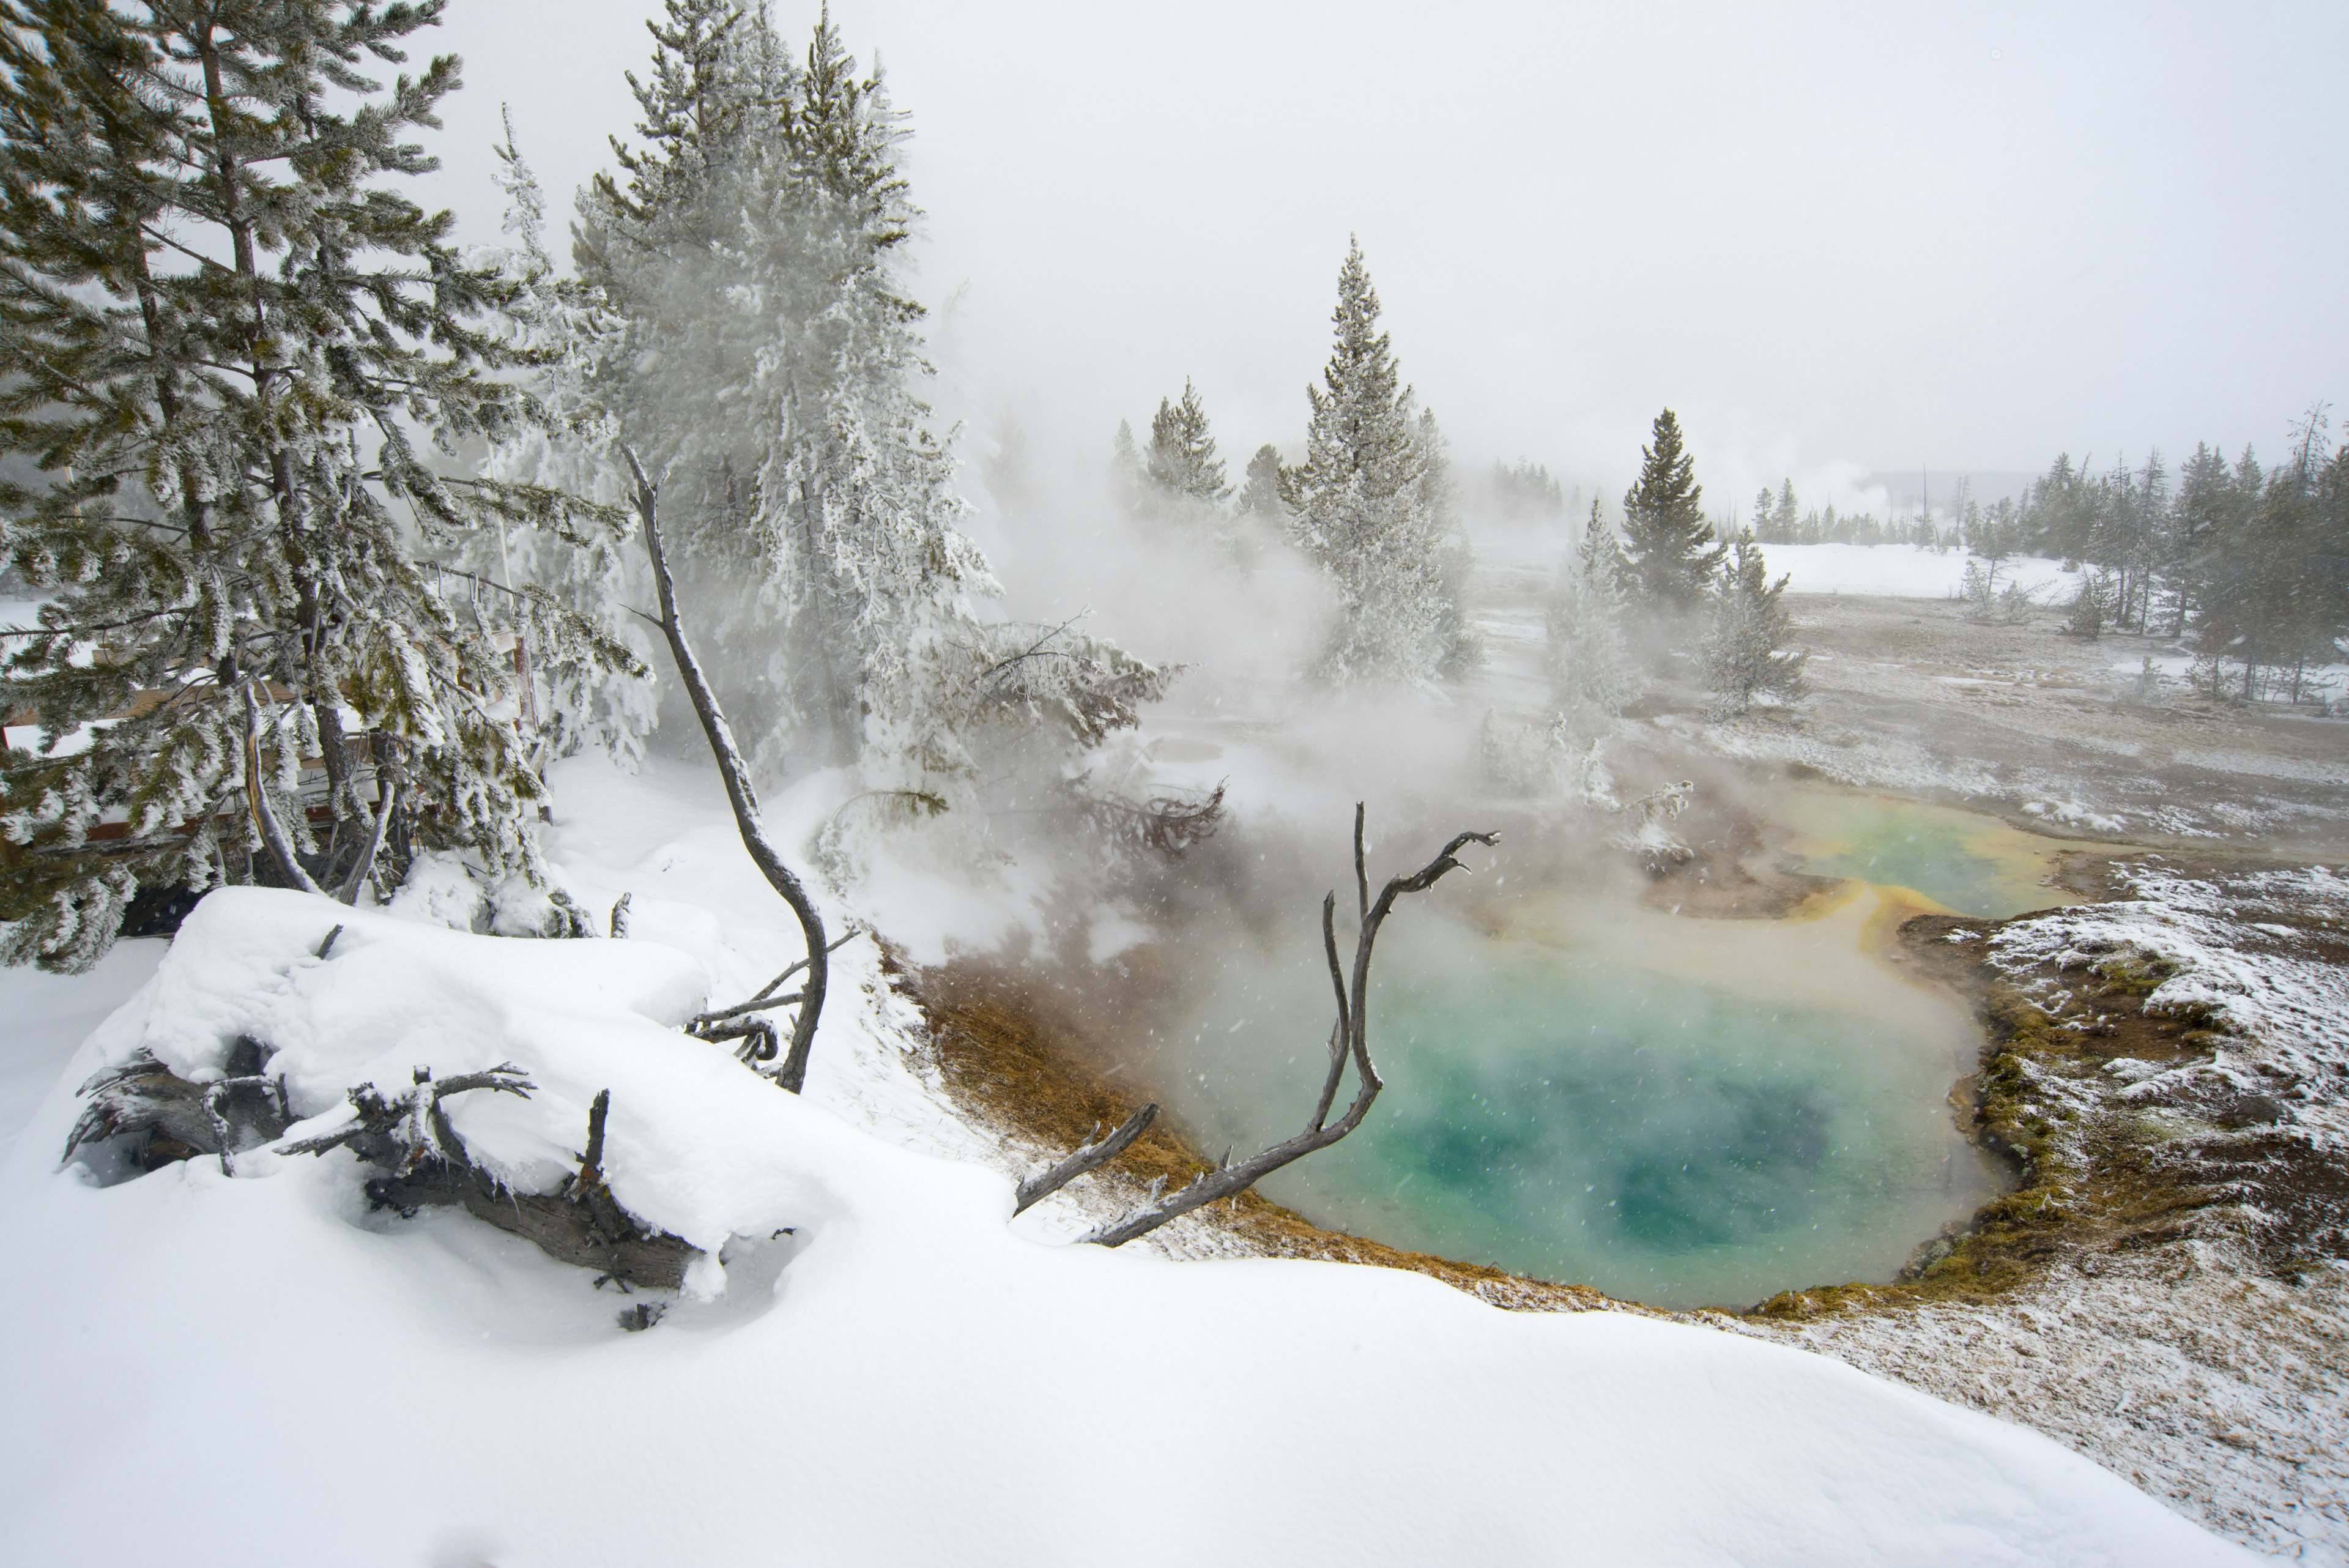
(1619, 408, 1724, 615)
(1545, 503, 1644, 723)
(1239, 443, 1285, 522)
(1110, 420, 1146, 516)
(1143, 379, 1229, 511)
(469, 117, 659, 773)
(1286, 240, 1472, 685)
(1701, 531, 1806, 716)
(1414, 407, 1482, 678)
(569, 6, 1167, 816)
(0, 0, 624, 971)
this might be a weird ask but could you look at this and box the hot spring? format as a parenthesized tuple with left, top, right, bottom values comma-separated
(1112, 799, 2071, 1308)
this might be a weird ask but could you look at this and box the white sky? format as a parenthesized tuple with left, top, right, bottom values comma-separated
(415, 0, 2348, 509)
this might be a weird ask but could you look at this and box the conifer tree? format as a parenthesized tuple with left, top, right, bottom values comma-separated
(1143, 378, 1228, 508)
(1545, 503, 1643, 722)
(1286, 240, 1471, 684)
(0, 0, 622, 970)
(1109, 420, 1145, 515)
(1619, 409, 1724, 614)
(1238, 443, 1285, 522)
(1701, 532, 1806, 715)
(563, 6, 1165, 811)
(473, 116, 659, 772)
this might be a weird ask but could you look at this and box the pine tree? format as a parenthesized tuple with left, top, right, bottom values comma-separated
(1286, 239, 1470, 684)
(1545, 503, 1644, 721)
(1701, 532, 1806, 716)
(1772, 478, 1798, 541)
(1238, 443, 1285, 521)
(1619, 409, 1724, 614)
(1110, 420, 1145, 515)
(564, 7, 1165, 810)
(1, 0, 620, 970)
(473, 116, 659, 772)
(2165, 442, 2235, 636)
(1143, 379, 1229, 509)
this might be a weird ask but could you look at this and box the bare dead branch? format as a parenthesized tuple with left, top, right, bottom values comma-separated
(623, 445, 831, 1091)
(281, 1069, 697, 1293)
(1013, 1102, 1159, 1215)
(692, 928, 859, 1028)
(1080, 807, 1496, 1249)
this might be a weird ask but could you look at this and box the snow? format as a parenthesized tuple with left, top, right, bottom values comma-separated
(0, 757, 2255, 1566)
(1989, 862, 2349, 1153)
(1748, 864, 2349, 1555)
(0, 937, 165, 1167)
(1759, 543, 2079, 601)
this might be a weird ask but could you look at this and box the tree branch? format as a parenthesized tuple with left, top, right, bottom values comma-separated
(333, 772, 398, 905)
(1013, 1102, 1159, 1215)
(622, 446, 830, 1091)
(1078, 808, 1497, 1248)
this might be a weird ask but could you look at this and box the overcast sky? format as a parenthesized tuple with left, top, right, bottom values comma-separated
(416, 1, 2348, 510)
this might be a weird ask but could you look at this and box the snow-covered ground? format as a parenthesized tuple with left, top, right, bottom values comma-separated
(0, 757, 2253, 1566)
(1757, 543, 2079, 601)
(1742, 863, 2349, 1558)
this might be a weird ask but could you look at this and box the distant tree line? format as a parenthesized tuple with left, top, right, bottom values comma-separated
(1746, 481, 1953, 550)
(1989, 423, 2348, 700)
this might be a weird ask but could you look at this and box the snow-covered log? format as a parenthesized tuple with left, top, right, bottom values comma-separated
(66, 1041, 292, 1174)
(284, 1073, 698, 1293)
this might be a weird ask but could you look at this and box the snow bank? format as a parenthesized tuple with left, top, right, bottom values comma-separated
(2, 917, 2242, 1563)
(1761, 543, 2078, 601)
(0, 771, 2251, 1565)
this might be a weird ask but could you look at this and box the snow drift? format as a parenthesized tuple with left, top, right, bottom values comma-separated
(0, 884, 2251, 1566)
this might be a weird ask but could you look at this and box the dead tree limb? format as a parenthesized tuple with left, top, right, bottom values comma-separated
(283, 1069, 697, 1292)
(623, 447, 830, 1092)
(692, 928, 858, 1028)
(1080, 805, 1496, 1248)
(1013, 1102, 1159, 1215)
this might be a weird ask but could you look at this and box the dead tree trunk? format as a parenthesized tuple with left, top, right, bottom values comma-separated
(281, 1069, 698, 1293)
(623, 448, 831, 1092)
(1042, 806, 1495, 1246)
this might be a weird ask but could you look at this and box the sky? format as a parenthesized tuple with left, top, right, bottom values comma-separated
(414, 0, 2349, 513)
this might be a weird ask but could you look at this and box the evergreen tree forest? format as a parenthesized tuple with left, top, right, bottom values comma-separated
(1994, 425, 2349, 700)
(0, 0, 1174, 972)
(0, 0, 631, 968)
